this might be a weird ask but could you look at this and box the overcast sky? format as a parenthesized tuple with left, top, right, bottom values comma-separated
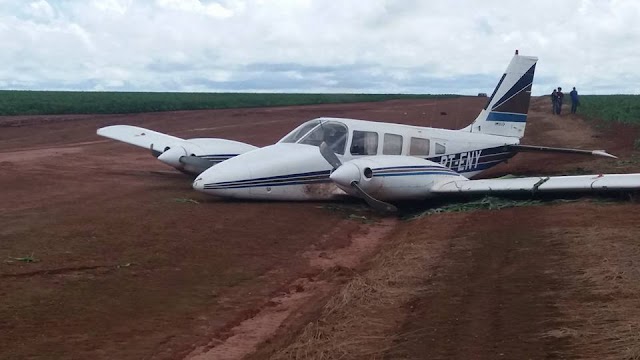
(1, 0, 639, 95)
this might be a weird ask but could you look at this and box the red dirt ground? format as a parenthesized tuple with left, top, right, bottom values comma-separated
(1, 97, 639, 359)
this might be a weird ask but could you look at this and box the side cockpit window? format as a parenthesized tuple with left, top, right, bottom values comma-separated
(299, 121, 348, 155)
(351, 131, 378, 155)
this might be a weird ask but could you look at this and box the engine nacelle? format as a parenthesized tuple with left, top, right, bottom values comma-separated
(330, 156, 467, 201)
(157, 145, 188, 168)
(154, 139, 258, 174)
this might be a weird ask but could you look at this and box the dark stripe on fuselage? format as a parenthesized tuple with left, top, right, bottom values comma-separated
(207, 170, 331, 186)
(204, 170, 332, 189)
(373, 165, 458, 177)
(373, 170, 460, 178)
(204, 177, 331, 190)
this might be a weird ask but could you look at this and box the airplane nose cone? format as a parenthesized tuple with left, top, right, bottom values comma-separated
(191, 165, 251, 198)
(330, 163, 361, 187)
(192, 177, 204, 191)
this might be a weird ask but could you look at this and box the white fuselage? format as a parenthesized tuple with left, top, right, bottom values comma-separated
(192, 117, 520, 201)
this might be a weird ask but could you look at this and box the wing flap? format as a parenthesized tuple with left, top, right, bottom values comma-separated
(433, 173, 640, 194)
(97, 125, 183, 150)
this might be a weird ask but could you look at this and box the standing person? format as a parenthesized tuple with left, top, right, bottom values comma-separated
(556, 87, 564, 115)
(570, 87, 580, 114)
(551, 89, 558, 114)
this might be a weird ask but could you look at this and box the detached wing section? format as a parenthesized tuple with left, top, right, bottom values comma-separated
(433, 173, 640, 194)
(97, 125, 183, 154)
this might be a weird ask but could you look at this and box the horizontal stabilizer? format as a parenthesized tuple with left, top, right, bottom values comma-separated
(432, 173, 640, 194)
(508, 144, 617, 158)
(97, 125, 183, 150)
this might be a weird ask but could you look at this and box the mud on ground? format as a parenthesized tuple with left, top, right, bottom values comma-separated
(1, 97, 640, 359)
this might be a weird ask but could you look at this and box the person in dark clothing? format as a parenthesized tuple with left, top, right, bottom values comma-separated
(570, 87, 579, 114)
(556, 87, 564, 115)
(551, 89, 557, 114)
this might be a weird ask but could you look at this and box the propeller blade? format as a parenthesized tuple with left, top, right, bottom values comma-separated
(319, 142, 342, 169)
(150, 143, 162, 158)
(351, 181, 398, 213)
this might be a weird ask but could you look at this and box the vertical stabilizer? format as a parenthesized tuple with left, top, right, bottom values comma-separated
(463, 53, 538, 138)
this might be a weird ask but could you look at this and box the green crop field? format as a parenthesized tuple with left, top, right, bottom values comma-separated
(0, 91, 458, 116)
(579, 95, 640, 124)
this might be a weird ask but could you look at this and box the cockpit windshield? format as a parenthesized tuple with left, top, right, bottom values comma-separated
(279, 119, 321, 144)
(279, 120, 348, 155)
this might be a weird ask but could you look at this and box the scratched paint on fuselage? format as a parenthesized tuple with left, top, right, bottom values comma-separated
(302, 182, 346, 199)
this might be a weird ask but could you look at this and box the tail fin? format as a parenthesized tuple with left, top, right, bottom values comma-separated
(463, 52, 538, 138)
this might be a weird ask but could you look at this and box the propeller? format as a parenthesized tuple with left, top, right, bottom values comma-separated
(319, 142, 397, 213)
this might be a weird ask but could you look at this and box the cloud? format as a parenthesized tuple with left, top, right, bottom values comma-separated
(156, 0, 236, 18)
(28, 0, 55, 19)
(1, 0, 639, 94)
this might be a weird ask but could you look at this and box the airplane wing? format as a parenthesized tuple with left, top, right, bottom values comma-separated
(97, 125, 183, 154)
(432, 173, 640, 194)
(507, 144, 617, 158)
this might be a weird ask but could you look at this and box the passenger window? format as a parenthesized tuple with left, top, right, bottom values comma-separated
(435, 143, 446, 155)
(409, 137, 430, 156)
(383, 133, 403, 155)
(350, 131, 378, 155)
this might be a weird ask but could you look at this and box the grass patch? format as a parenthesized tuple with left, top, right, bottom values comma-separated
(0, 90, 459, 116)
(6, 254, 39, 263)
(404, 194, 634, 220)
(579, 95, 640, 125)
(405, 196, 547, 220)
(172, 198, 200, 204)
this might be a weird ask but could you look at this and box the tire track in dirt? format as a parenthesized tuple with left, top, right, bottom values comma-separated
(385, 201, 640, 359)
(387, 208, 569, 359)
(184, 218, 397, 360)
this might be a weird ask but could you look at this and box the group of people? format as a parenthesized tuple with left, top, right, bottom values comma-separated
(551, 87, 580, 115)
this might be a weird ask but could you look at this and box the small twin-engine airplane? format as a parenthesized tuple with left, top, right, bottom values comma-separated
(98, 52, 640, 211)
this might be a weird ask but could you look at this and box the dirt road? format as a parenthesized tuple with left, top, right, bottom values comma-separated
(1, 97, 639, 359)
